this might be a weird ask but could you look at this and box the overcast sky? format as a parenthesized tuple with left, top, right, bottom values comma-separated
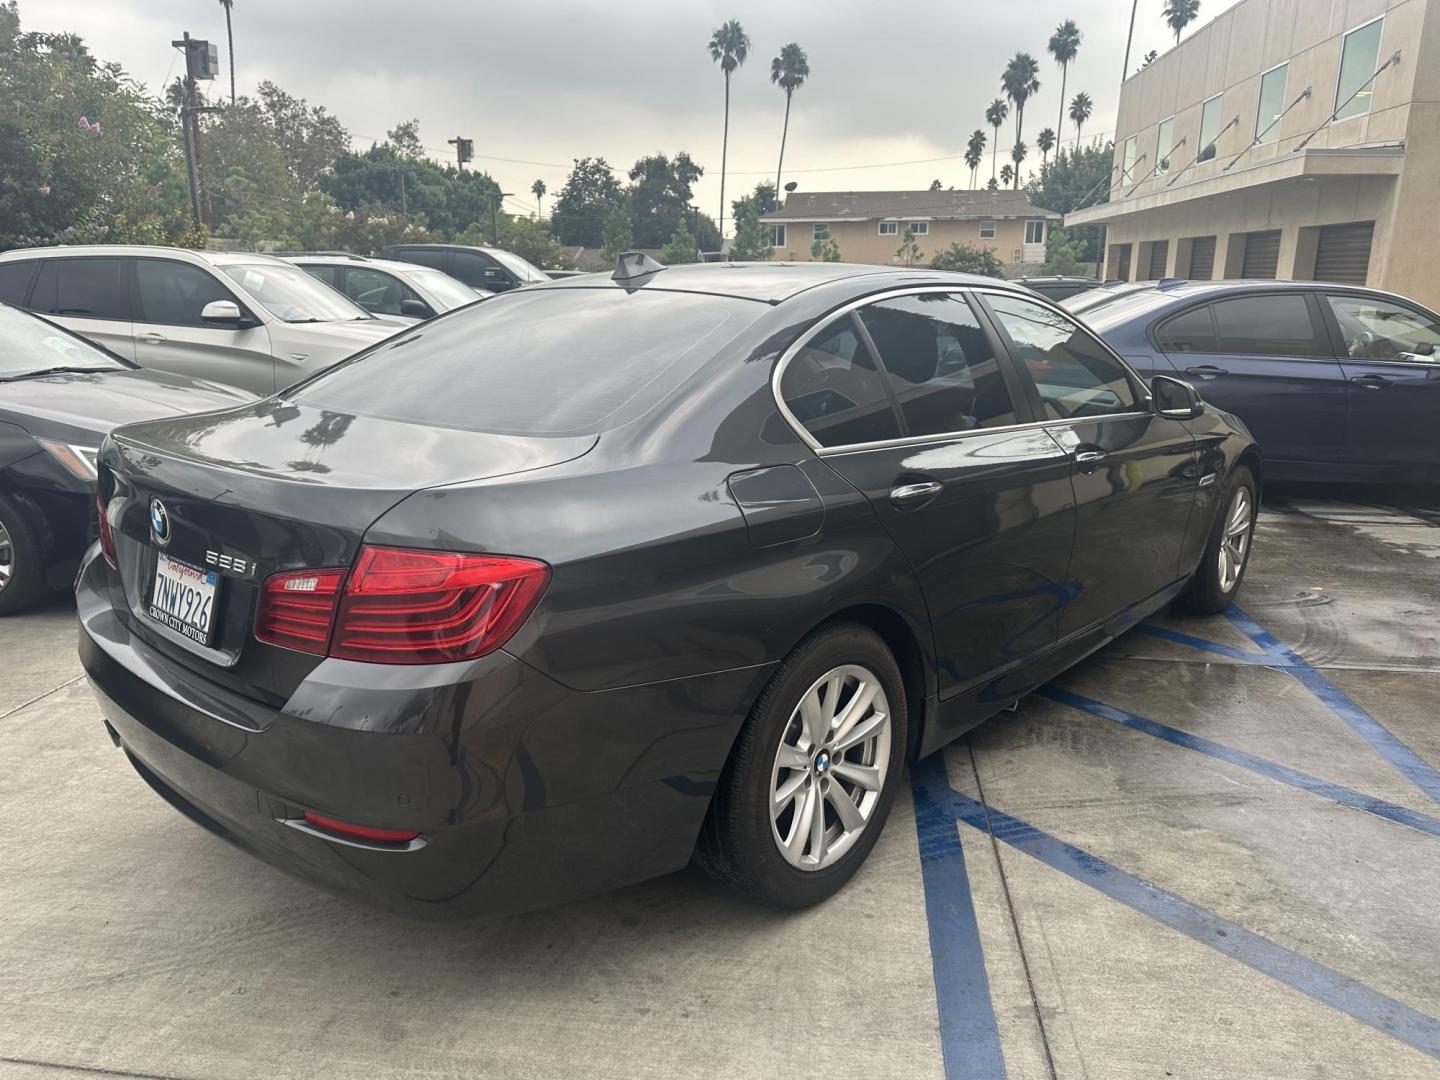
(32, 0, 1240, 228)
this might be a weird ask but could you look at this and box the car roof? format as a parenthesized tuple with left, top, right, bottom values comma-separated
(286, 255, 427, 274)
(526, 261, 1035, 304)
(1016, 275, 1101, 284)
(0, 244, 289, 267)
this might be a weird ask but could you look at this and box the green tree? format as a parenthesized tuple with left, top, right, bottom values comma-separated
(965, 130, 986, 187)
(1069, 91, 1093, 144)
(1037, 127, 1056, 167)
(659, 220, 699, 264)
(531, 177, 546, 217)
(770, 42, 809, 194)
(550, 156, 624, 248)
(895, 227, 921, 267)
(1040, 225, 1086, 275)
(1010, 142, 1027, 188)
(931, 242, 1004, 277)
(252, 81, 349, 186)
(386, 118, 424, 159)
(1000, 164, 1014, 187)
(601, 195, 633, 257)
(810, 236, 841, 261)
(1024, 142, 1114, 262)
(729, 193, 770, 260)
(1163, 0, 1201, 43)
(984, 99, 1007, 182)
(929, 178, 942, 191)
(751, 180, 778, 215)
(1001, 53, 1041, 175)
(627, 151, 703, 248)
(1047, 20, 1081, 153)
(320, 143, 501, 240)
(708, 18, 750, 241)
(459, 215, 571, 269)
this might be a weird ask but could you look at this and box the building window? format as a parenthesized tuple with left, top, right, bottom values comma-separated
(1121, 135, 1139, 183)
(769, 224, 786, 247)
(878, 221, 899, 236)
(979, 220, 996, 239)
(1198, 94, 1223, 161)
(1255, 63, 1289, 145)
(1024, 220, 1046, 244)
(1336, 17, 1384, 121)
(813, 223, 830, 241)
(908, 221, 929, 235)
(1155, 117, 1175, 176)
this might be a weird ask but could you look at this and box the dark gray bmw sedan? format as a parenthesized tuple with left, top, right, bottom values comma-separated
(79, 258, 1260, 917)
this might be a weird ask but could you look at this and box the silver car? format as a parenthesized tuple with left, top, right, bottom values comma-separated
(282, 254, 487, 319)
(0, 246, 409, 395)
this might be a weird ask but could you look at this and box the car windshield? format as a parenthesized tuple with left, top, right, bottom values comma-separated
(292, 288, 760, 436)
(0, 304, 126, 377)
(486, 248, 551, 283)
(219, 263, 373, 323)
(406, 267, 482, 311)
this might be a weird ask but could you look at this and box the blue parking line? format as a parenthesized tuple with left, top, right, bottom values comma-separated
(1134, 624, 1287, 666)
(911, 756, 1009, 1080)
(1038, 687, 1440, 841)
(1226, 607, 1440, 808)
(922, 761, 1440, 1061)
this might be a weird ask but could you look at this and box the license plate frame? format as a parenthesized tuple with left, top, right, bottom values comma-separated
(148, 552, 221, 647)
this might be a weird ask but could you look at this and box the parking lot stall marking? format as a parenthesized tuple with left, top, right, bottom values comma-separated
(1037, 687, 1440, 842)
(1133, 624, 1291, 666)
(911, 760, 1011, 1080)
(916, 753, 1440, 1062)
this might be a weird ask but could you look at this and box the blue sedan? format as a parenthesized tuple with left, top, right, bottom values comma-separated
(1067, 280, 1440, 483)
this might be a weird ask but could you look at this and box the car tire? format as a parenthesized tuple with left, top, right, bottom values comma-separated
(0, 492, 49, 617)
(698, 622, 907, 908)
(1178, 465, 1257, 615)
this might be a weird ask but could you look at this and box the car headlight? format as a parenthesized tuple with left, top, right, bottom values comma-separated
(36, 439, 99, 482)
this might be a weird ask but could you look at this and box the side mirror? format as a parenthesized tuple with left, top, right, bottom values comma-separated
(1152, 374, 1205, 420)
(399, 298, 432, 319)
(201, 300, 246, 325)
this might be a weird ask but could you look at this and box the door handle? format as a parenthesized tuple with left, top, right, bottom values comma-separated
(1185, 364, 1227, 378)
(1349, 374, 1392, 390)
(890, 481, 944, 505)
(137, 332, 168, 344)
(1074, 449, 1108, 472)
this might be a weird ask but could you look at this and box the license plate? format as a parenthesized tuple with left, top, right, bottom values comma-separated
(149, 553, 220, 646)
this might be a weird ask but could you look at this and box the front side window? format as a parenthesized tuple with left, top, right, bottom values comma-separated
(770, 224, 787, 247)
(220, 262, 370, 323)
(1326, 294, 1440, 363)
(1256, 64, 1289, 144)
(780, 316, 900, 447)
(1155, 117, 1176, 175)
(344, 267, 419, 315)
(1024, 220, 1046, 245)
(1211, 294, 1322, 356)
(486, 247, 550, 284)
(1198, 94, 1224, 161)
(979, 220, 996, 239)
(451, 251, 512, 290)
(30, 258, 129, 320)
(813, 223, 830, 242)
(135, 260, 240, 327)
(406, 267, 479, 312)
(1336, 18, 1384, 121)
(985, 293, 1139, 420)
(299, 264, 339, 287)
(878, 221, 899, 237)
(1121, 135, 1139, 183)
(858, 293, 1020, 437)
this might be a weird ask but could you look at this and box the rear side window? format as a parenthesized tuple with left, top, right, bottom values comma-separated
(301, 264, 339, 287)
(295, 288, 760, 436)
(135, 260, 237, 327)
(0, 260, 36, 305)
(780, 316, 901, 448)
(1156, 305, 1218, 353)
(30, 258, 130, 320)
(858, 293, 1020, 436)
(1211, 295, 1324, 357)
(397, 248, 449, 271)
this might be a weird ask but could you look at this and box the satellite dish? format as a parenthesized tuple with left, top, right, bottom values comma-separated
(784, 182, 798, 193)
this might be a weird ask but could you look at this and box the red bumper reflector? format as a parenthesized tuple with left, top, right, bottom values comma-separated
(302, 812, 419, 844)
(97, 487, 117, 569)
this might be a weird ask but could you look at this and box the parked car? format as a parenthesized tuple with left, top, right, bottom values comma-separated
(0, 247, 410, 396)
(80, 259, 1259, 918)
(380, 243, 552, 293)
(0, 303, 251, 614)
(1066, 279, 1440, 482)
(1014, 275, 1103, 301)
(281, 254, 487, 319)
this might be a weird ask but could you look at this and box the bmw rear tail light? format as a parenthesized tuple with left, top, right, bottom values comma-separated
(255, 547, 548, 664)
(96, 486, 117, 569)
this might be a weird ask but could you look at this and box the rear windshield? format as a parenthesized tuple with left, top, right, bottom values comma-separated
(291, 287, 760, 436)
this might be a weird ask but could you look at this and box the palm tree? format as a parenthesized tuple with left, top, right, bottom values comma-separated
(1001, 53, 1041, 178)
(964, 129, 986, 188)
(1069, 91, 1093, 145)
(984, 99, 1008, 182)
(531, 178, 546, 218)
(770, 42, 809, 195)
(1010, 142, 1027, 188)
(218, 0, 236, 104)
(1000, 164, 1014, 187)
(1047, 20, 1081, 152)
(708, 19, 750, 242)
(1163, 0, 1202, 43)
(1037, 127, 1055, 167)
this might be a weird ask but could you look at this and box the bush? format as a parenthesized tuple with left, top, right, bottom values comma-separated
(930, 242, 1004, 277)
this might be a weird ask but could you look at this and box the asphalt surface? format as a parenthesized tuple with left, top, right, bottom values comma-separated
(2, 484, 1438, 1080)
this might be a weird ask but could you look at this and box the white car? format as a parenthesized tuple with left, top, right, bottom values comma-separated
(281, 254, 487, 319)
(0, 246, 410, 395)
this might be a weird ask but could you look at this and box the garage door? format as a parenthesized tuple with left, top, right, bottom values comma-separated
(1107, 243, 1132, 281)
(1314, 222, 1374, 285)
(1241, 230, 1282, 279)
(1187, 236, 1216, 280)
(1146, 240, 1170, 280)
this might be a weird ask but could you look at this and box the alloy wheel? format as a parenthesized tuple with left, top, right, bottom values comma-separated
(0, 518, 12, 593)
(769, 663, 892, 871)
(1218, 487, 1252, 593)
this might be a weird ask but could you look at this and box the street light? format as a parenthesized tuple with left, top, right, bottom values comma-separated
(687, 203, 700, 262)
(492, 191, 513, 246)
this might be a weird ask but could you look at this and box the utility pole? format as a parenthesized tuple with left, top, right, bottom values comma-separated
(491, 191, 514, 245)
(398, 169, 407, 222)
(1122, 0, 1139, 81)
(447, 136, 474, 171)
(691, 204, 701, 262)
(171, 32, 220, 231)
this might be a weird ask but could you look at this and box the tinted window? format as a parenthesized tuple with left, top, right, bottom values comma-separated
(858, 293, 1019, 437)
(296, 289, 759, 437)
(397, 248, 450, 271)
(30, 258, 129, 320)
(780, 315, 901, 448)
(985, 294, 1139, 420)
(1211, 295, 1322, 356)
(1157, 305, 1218, 353)
(1326, 294, 1440, 363)
(343, 267, 418, 315)
(135, 260, 237, 326)
(300, 264, 339, 287)
(452, 251, 511, 289)
(0, 260, 36, 305)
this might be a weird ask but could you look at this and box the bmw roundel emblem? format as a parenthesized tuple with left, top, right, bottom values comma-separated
(149, 498, 171, 547)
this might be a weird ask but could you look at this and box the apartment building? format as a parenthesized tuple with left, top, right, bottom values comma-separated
(1067, 0, 1440, 307)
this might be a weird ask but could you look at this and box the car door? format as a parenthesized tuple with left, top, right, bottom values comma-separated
(777, 288, 1076, 701)
(26, 257, 135, 359)
(131, 258, 273, 392)
(1155, 293, 1346, 465)
(340, 266, 431, 318)
(980, 291, 1197, 637)
(1320, 290, 1440, 470)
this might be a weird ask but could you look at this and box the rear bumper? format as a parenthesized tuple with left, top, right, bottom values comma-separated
(76, 546, 770, 919)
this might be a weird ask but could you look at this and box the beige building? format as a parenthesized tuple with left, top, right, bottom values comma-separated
(1069, 0, 1440, 307)
(759, 190, 1060, 269)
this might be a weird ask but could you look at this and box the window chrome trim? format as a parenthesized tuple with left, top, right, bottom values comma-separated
(813, 412, 1156, 458)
